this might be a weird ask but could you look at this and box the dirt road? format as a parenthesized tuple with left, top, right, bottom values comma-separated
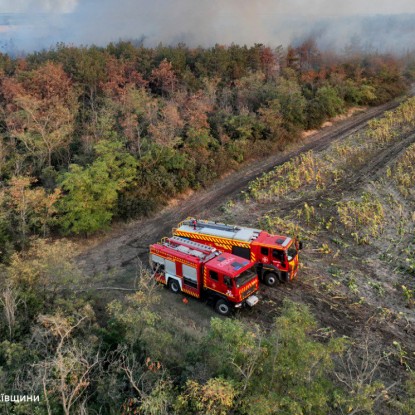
(77, 98, 407, 277)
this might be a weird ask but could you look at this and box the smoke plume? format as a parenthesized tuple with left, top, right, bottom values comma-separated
(1, 0, 415, 54)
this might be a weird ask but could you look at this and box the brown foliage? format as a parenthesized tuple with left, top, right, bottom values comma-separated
(101, 56, 148, 99)
(182, 91, 213, 131)
(149, 101, 184, 147)
(260, 46, 279, 79)
(2, 62, 78, 167)
(150, 59, 177, 96)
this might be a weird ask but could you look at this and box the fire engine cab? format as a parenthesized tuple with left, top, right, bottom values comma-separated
(173, 218, 302, 286)
(150, 236, 259, 315)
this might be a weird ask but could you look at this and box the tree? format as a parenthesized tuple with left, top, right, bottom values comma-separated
(98, 55, 150, 152)
(392, 373, 415, 415)
(234, 72, 277, 112)
(225, 111, 262, 143)
(2, 62, 79, 169)
(105, 270, 161, 351)
(58, 162, 118, 235)
(0, 189, 13, 262)
(101, 55, 148, 99)
(5, 176, 61, 246)
(30, 307, 100, 415)
(333, 334, 395, 415)
(294, 38, 322, 73)
(104, 272, 176, 414)
(260, 46, 280, 80)
(0, 285, 21, 340)
(306, 85, 345, 128)
(121, 88, 159, 156)
(258, 99, 285, 143)
(114, 347, 173, 415)
(149, 101, 184, 148)
(7, 238, 81, 305)
(200, 300, 346, 415)
(316, 85, 345, 118)
(275, 77, 307, 130)
(58, 140, 137, 235)
(176, 378, 236, 415)
(150, 59, 177, 97)
(0, 134, 10, 178)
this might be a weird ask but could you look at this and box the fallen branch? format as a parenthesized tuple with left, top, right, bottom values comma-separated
(76, 287, 138, 292)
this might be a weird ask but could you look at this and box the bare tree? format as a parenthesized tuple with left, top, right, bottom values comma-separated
(28, 308, 101, 415)
(334, 333, 396, 415)
(112, 346, 172, 415)
(0, 285, 22, 340)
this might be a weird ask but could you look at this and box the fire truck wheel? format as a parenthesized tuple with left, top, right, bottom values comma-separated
(264, 272, 277, 287)
(215, 299, 231, 316)
(168, 279, 181, 294)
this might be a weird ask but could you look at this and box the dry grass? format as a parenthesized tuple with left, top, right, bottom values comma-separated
(391, 143, 415, 196)
(337, 192, 385, 244)
(247, 151, 329, 202)
(246, 98, 415, 205)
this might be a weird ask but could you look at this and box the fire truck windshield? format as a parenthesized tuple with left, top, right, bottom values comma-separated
(234, 267, 256, 288)
(287, 244, 297, 261)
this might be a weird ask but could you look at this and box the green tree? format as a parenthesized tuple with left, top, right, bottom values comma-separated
(275, 77, 307, 130)
(176, 378, 236, 415)
(104, 274, 177, 414)
(58, 140, 137, 235)
(5, 176, 61, 246)
(58, 162, 117, 234)
(201, 300, 346, 415)
(225, 113, 260, 142)
(394, 373, 415, 415)
(258, 99, 285, 143)
(234, 72, 277, 112)
(7, 239, 81, 304)
(315, 85, 345, 118)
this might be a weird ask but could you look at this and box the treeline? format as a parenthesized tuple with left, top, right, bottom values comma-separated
(0, 240, 413, 414)
(0, 40, 409, 258)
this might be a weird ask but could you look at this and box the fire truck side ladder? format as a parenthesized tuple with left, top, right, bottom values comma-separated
(176, 218, 261, 242)
(181, 217, 240, 232)
(162, 236, 219, 262)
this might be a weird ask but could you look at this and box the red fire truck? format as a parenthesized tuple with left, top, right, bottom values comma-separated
(150, 236, 260, 315)
(172, 218, 303, 286)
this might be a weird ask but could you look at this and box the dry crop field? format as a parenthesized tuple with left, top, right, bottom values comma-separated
(214, 97, 415, 402)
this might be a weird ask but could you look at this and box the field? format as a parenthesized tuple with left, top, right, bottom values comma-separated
(73, 95, 415, 412)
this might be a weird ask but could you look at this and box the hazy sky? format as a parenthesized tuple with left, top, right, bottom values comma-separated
(1, 0, 415, 53)
(3, 0, 415, 15)
(2, 0, 79, 13)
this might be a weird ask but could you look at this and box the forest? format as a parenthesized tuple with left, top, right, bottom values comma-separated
(0, 41, 414, 414)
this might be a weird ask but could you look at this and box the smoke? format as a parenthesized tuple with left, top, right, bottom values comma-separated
(1, 0, 415, 54)
(2, 0, 79, 13)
